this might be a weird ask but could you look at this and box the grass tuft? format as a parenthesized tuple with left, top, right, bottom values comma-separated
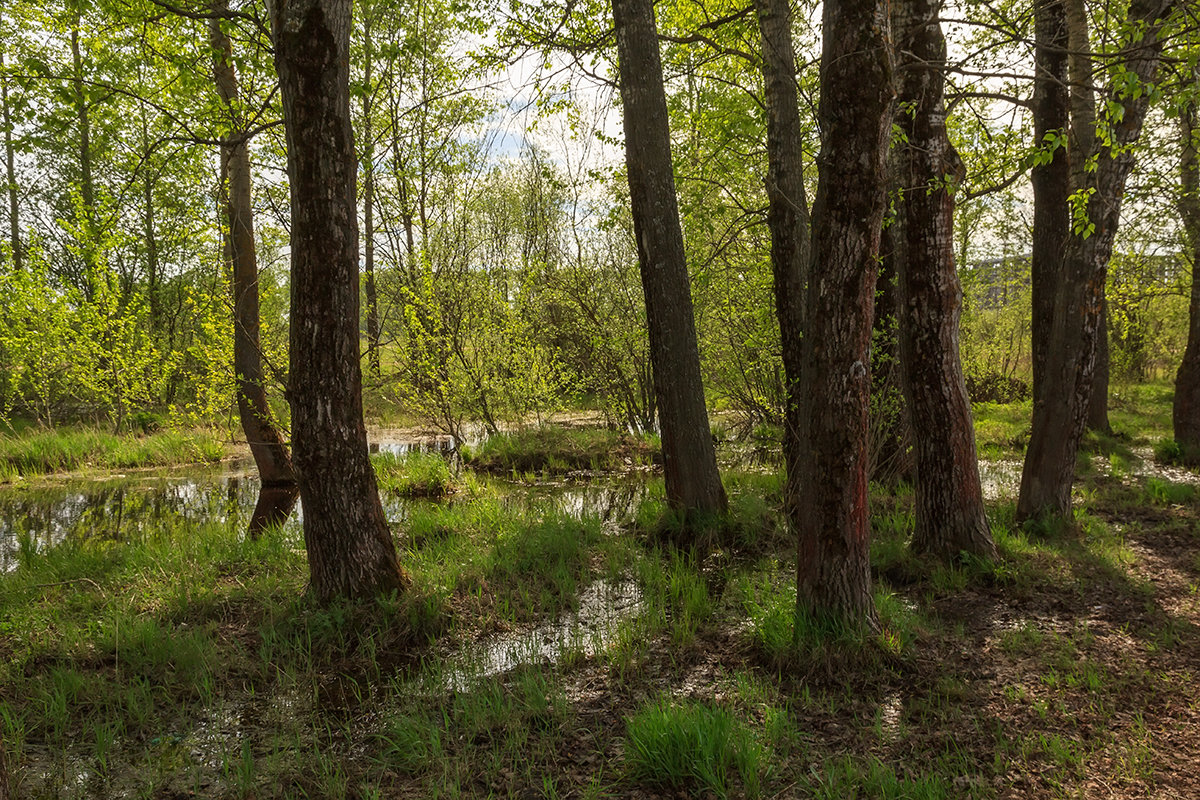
(624, 698, 764, 798)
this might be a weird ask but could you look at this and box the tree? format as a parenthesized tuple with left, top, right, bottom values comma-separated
(1, 45, 20, 272)
(210, 0, 297, 533)
(753, 0, 809, 535)
(1029, 0, 1070, 406)
(892, 0, 995, 561)
(611, 0, 726, 524)
(1018, 0, 1180, 520)
(1174, 89, 1200, 460)
(794, 0, 893, 627)
(268, 0, 407, 601)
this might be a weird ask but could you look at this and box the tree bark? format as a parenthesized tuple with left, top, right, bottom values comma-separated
(1067, 0, 1110, 434)
(795, 0, 893, 628)
(753, 0, 809, 535)
(1174, 97, 1200, 461)
(269, 0, 407, 600)
(892, 0, 995, 561)
(612, 0, 726, 523)
(1018, 0, 1177, 520)
(211, 2, 297, 504)
(1029, 0, 1070, 405)
(1, 50, 20, 272)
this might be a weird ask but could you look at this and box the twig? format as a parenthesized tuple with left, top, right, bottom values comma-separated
(33, 577, 103, 592)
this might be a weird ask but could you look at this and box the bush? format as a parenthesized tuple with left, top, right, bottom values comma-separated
(965, 372, 1030, 404)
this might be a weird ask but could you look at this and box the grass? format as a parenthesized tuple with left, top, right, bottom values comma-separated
(624, 699, 765, 798)
(462, 424, 658, 475)
(372, 450, 455, 498)
(1, 386, 1198, 798)
(0, 426, 225, 481)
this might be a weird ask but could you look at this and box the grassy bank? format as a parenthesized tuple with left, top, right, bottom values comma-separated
(0, 427, 226, 482)
(0, 389, 1197, 798)
(462, 425, 659, 476)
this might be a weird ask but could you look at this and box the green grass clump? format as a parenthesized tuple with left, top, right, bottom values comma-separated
(972, 399, 1031, 456)
(462, 425, 658, 475)
(1143, 476, 1199, 506)
(373, 450, 455, 498)
(806, 755, 956, 799)
(0, 426, 224, 479)
(624, 699, 764, 798)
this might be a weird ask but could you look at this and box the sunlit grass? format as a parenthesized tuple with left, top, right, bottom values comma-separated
(0, 426, 224, 480)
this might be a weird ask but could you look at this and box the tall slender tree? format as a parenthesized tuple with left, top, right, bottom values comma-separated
(210, 0, 298, 532)
(753, 0, 809, 536)
(1030, 0, 1070, 406)
(1, 47, 20, 272)
(268, 0, 407, 600)
(1019, 0, 1179, 520)
(795, 0, 894, 627)
(1174, 92, 1200, 460)
(611, 0, 726, 525)
(892, 0, 995, 561)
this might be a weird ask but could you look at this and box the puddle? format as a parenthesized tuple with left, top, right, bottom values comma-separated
(443, 578, 643, 689)
(979, 459, 1022, 500)
(370, 436, 457, 456)
(877, 692, 904, 740)
(0, 442, 652, 569)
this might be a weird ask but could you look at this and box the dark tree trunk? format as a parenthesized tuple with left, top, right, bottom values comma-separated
(1067, 0, 1110, 434)
(1030, 0, 1070, 405)
(211, 2, 297, 502)
(361, 13, 381, 378)
(795, 0, 893, 627)
(892, 0, 995, 561)
(1018, 0, 1177, 520)
(612, 0, 726, 522)
(1174, 98, 1200, 460)
(753, 0, 809, 529)
(1, 51, 20, 272)
(269, 0, 407, 601)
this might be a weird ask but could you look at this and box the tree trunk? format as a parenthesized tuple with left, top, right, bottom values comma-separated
(1174, 98, 1200, 461)
(361, 12, 381, 378)
(1068, 0, 1110, 434)
(1029, 0, 1070, 405)
(211, 2, 297, 502)
(753, 0, 809, 534)
(612, 0, 726, 523)
(795, 0, 893, 627)
(70, 23, 98, 289)
(893, 0, 995, 561)
(1, 50, 20, 272)
(1018, 0, 1177, 520)
(269, 0, 407, 601)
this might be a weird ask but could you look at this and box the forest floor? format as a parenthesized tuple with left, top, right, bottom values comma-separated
(0, 384, 1197, 798)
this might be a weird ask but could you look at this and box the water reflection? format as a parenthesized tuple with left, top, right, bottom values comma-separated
(0, 452, 652, 570)
(249, 485, 301, 536)
(444, 578, 644, 690)
(0, 465, 260, 571)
